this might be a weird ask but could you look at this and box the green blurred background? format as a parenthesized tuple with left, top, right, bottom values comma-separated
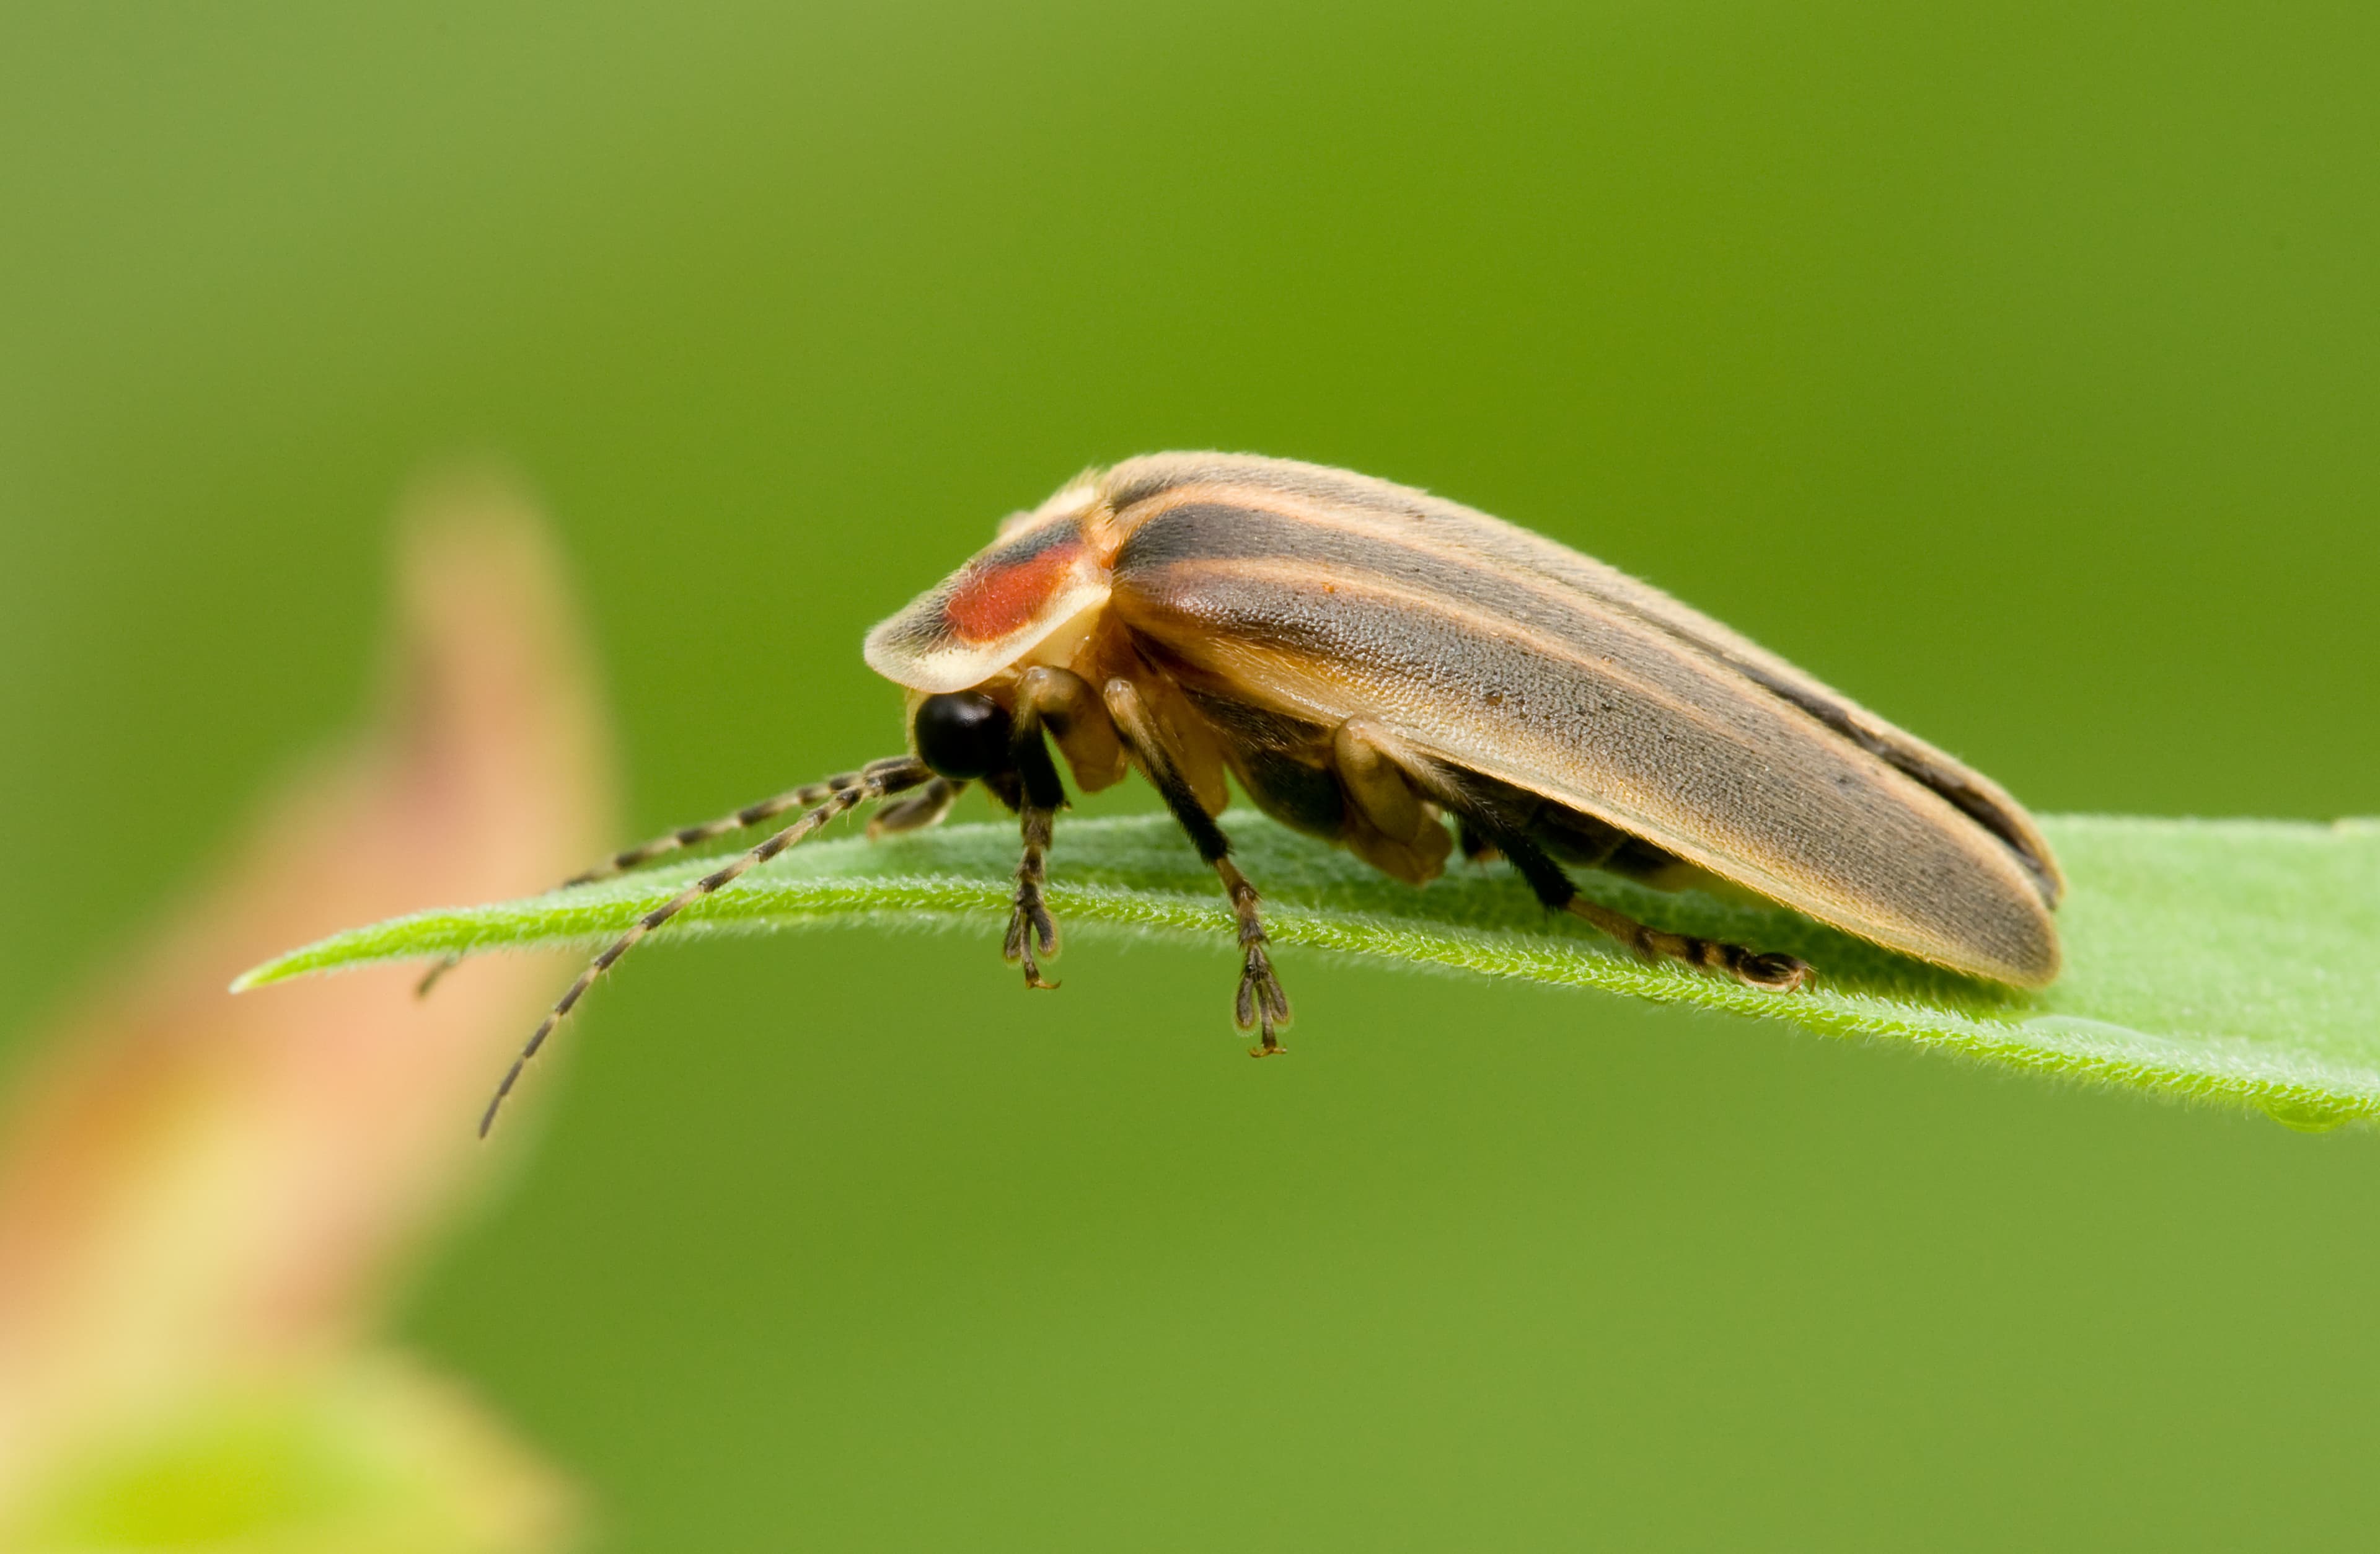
(6, 2, 2378, 1547)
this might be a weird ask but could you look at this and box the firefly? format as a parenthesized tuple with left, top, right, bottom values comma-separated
(478, 453, 2061, 1133)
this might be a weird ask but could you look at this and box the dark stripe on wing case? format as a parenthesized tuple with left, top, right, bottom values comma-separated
(1117, 563, 2056, 977)
(1119, 501, 2059, 902)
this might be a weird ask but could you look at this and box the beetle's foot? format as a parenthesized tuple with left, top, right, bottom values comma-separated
(1003, 888, 1060, 990)
(1005, 804, 1061, 989)
(1237, 946, 1292, 1056)
(1565, 898, 1811, 993)
(1215, 859, 1291, 1054)
(1729, 948, 1811, 992)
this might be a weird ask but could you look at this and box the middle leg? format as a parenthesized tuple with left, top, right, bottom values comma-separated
(1103, 678, 1291, 1053)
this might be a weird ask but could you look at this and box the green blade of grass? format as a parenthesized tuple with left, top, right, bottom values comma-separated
(236, 812, 2380, 1130)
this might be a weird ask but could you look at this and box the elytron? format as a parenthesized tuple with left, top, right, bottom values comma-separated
(478, 453, 2061, 1133)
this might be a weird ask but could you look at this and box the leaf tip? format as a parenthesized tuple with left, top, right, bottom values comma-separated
(227, 957, 297, 994)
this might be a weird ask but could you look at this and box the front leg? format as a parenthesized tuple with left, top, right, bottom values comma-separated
(868, 776, 962, 839)
(1002, 702, 1069, 990)
(1004, 800, 1060, 988)
(1103, 678, 1292, 1054)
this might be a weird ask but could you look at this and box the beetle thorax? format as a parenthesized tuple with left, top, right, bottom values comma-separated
(862, 493, 1123, 695)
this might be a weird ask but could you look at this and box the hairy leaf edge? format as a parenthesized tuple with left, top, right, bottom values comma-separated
(232, 841, 2380, 1134)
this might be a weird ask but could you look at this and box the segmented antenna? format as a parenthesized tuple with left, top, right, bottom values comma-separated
(479, 755, 931, 1136)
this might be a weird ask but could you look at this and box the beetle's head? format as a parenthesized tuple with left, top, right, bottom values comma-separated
(863, 475, 1111, 695)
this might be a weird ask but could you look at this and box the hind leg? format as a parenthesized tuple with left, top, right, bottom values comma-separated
(1455, 797, 1809, 991)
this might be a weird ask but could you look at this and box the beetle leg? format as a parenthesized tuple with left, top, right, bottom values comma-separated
(1104, 678, 1292, 1053)
(1216, 857, 1292, 1051)
(1458, 801, 1810, 993)
(866, 777, 963, 839)
(1455, 817, 1501, 865)
(997, 667, 1133, 987)
(1001, 702, 1070, 990)
(480, 754, 933, 1136)
(1564, 895, 1810, 991)
(1003, 808, 1059, 989)
(1018, 664, 1130, 792)
(1332, 718, 1429, 841)
(1330, 718, 1455, 884)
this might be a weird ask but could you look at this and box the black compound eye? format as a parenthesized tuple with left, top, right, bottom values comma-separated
(913, 691, 1013, 780)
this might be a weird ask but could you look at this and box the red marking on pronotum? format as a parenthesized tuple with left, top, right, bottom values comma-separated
(945, 541, 1084, 643)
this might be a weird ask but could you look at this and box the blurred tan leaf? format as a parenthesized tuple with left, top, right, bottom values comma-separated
(0, 469, 614, 1551)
